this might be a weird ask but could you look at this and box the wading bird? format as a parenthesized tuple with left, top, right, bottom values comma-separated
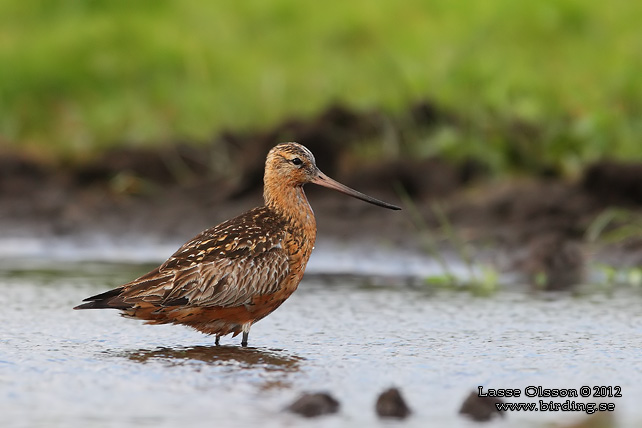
(74, 142, 400, 346)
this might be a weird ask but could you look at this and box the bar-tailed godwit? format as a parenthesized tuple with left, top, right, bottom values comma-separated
(75, 142, 400, 346)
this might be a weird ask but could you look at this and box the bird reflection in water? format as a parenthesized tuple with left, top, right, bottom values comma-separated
(118, 346, 303, 390)
(121, 346, 302, 386)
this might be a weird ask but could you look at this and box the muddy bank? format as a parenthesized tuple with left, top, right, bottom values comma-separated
(2, 102, 642, 280)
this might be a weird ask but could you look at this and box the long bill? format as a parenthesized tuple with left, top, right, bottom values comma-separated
(311, 171, 401, 210)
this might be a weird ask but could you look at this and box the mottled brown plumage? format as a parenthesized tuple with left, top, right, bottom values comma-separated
(75, 142, 400, 346)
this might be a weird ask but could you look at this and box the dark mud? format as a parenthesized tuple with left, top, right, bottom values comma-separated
(375, 387, 412, 419)
(3, 102, 642, 282)
(286, 392, 340, 418)
(458, 390, 505, 422)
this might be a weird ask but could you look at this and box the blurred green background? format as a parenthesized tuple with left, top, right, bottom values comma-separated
(1, 0, 640, 168)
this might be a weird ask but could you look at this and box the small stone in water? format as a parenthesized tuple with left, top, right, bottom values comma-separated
(375, 387, 412, 419)
(459, 391, 505, 422)
(286, 392, 340, 418)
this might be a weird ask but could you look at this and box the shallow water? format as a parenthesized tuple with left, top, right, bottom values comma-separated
(1, 259, 642, 428)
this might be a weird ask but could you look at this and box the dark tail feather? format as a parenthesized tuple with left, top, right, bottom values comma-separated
(74, 287, 129, 310)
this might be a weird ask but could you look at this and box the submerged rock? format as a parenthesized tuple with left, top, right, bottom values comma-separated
(375, 387, 412, 419)
(286, 392, 340, 418)
(459, 391, 505, 422)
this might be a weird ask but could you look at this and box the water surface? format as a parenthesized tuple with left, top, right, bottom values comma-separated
(1, 261, 641, 427)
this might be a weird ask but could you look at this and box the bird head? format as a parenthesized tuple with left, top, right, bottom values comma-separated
(265, 142, 401, 210)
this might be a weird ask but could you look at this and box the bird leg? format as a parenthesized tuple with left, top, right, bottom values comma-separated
(215, 335, 221, 346)
(241, 322, 251, 347)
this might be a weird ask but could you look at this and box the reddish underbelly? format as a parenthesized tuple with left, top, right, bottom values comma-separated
(127, 288, 295, 336)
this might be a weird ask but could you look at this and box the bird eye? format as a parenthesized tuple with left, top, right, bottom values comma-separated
(291, 157, 303, 166)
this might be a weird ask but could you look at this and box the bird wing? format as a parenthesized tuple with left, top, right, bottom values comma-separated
(119, 207, 291, 308)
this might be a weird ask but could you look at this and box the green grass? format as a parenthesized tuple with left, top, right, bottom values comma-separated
(1, 0, 641, 165)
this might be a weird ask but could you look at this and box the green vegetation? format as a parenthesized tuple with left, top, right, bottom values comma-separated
(586, 208, 642, 244)
(1, 0, 641, 165)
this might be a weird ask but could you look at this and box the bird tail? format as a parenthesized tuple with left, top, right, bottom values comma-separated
(73, 287, 128, 310)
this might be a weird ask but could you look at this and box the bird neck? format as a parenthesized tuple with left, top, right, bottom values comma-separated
(264, 180, 317, 280)
(264, 183, 316, 234)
